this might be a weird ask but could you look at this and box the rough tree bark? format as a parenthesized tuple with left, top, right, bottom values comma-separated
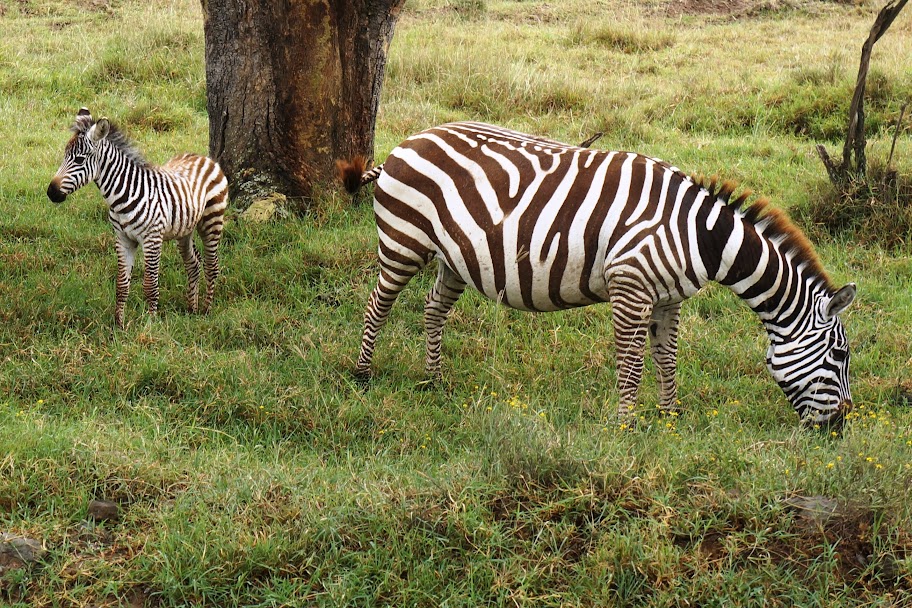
(200, 0, 406, 209)
(817, 0, 908, 185)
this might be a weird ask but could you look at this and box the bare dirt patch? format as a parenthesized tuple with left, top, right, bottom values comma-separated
(675, 499, 912, 591)
(494, 2, 560, 24)
(12, 0, 118, 17)
(662, 0, 817, 18)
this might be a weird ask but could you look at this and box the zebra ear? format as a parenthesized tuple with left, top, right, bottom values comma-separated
(88, 118, 111, 143)
(77, 107, 92, 118)
(825, 283, 856, 320)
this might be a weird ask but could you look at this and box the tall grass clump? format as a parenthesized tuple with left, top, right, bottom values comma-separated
(450, 0, 486, 19)
(568, 19, 676, 54)
(88, 28, 202, 89)
(764, 67, 908, 141)
(797, 157, 912, 250)
(386, 25, 598, 124)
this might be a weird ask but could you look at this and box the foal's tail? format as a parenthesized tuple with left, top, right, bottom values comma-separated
(336, 156, 384, 194)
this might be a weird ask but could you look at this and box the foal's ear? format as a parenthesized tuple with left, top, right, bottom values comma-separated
(824, 283, 856, 320)
(74, 108, 94, 131)
(88, 118, 111, 143)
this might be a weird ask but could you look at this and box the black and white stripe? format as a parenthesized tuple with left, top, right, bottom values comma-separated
(48, 108, 228, 328)
(340, 121, 856, 425)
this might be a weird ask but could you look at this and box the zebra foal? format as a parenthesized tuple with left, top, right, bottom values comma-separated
(48, 108, 228, 328)
(339, 122, 856, 426)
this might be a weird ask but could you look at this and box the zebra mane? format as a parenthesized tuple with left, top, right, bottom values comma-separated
(693, 175, 835, 291)
(70, 117, 150, 168)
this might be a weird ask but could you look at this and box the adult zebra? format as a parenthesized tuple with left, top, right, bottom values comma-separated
(48, 108, 228, 328)
(338, 122, 856, 426)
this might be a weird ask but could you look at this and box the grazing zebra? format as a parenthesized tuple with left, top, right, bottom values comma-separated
(338, 121, 857, 426)
(48, 108, 228, 328)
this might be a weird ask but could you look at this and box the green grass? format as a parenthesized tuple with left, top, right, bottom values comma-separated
(2, 0, 912, 606)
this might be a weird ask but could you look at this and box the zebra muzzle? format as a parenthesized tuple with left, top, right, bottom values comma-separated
(839, 399, 853, 417)
(47, 181, 67, 203)
(817, 399, 853, 432)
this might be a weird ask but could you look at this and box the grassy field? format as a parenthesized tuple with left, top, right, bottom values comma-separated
(2, 0, 912, 605)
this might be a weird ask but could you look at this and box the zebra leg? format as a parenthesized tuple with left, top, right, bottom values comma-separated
(200, 232, 221, 314)
(649, 301, 683, 414)
(424, 262, 467, 378)
(355, 261, 423, 378)
(114, 235, 137, 329)
(177, 235, 201, 314)
(608, 279, 654, 420)
(198, 192, 227, 314)
(141, 235, 164, 317)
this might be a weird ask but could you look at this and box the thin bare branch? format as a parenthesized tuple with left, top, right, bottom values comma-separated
(816, 144, 843, 186)
(887, 101, 908, 170)
(841, 0, 909, 179)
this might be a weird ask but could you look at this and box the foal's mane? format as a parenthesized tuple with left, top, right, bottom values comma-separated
(71, 117, 150, 168)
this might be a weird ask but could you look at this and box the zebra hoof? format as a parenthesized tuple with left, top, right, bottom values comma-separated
(352, 368, 373, 385)
(616, 418, 638, 432)
(415, 377, 440, 391)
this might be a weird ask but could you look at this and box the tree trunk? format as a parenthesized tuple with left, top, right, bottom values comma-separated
(817, 0, 908, 185)
(200, 0, 405, 209)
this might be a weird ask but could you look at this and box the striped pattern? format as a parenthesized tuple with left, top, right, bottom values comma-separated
(48, 108, 228, 328)
(340, 121, 856, 425)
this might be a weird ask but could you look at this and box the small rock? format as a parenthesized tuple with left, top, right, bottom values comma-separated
(784, 495, 839, 525)
(0, 533, 46, 570)
(88, 499, 120, 522)
(78, 520, 114, 545)
(894, 381, 912, 407)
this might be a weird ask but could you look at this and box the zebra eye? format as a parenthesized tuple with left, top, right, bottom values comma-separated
(73, 155, 86, 166)
(831, 348, 848, 362)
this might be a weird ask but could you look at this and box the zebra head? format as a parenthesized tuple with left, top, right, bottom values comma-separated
(766, 283, 856, 427)
(47, 108, 110, 204)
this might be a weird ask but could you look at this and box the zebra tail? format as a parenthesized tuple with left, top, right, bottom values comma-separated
(336, 156, 384, 194)
(336, 156, 366, 193)
(336, 156, 383, 194)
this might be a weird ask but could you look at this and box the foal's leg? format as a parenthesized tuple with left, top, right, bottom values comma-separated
(198, 190, 227, 314)
(113, 233, 138, 329)
(140, 233, 164, 317)
(177, 235, 201, 313)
